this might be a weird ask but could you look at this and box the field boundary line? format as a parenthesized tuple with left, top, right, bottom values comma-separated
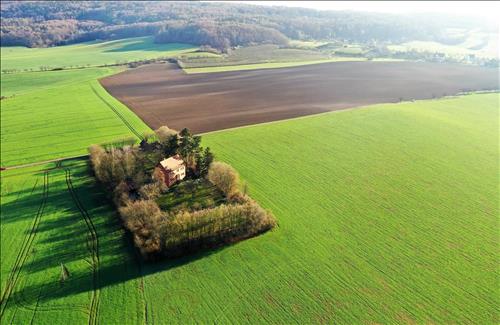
(90, 84, 143, 140)
(200, 91, 500, 136)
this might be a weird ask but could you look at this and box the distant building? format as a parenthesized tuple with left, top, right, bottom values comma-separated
(157, 155, 186, 187)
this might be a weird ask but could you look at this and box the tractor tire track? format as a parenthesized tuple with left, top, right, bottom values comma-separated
(11, 163, 89, 315)
(28, 285, 43, 325)
(90, 84, 143, 140)
(0, 172, 49, 319)
(65, 169, 100, 325)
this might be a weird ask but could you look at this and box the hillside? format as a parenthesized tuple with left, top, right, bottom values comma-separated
(1, 1, 495, 51)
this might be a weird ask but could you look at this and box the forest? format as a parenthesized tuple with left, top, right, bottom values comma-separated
(1, 1, 494, 51)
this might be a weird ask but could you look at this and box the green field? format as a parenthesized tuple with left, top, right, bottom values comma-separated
(0, 67, 151, 167)
(388, 37, 498, 60)
(0, 159, 146, 324)
(1, 37, 196, 72)
(1, 94, 497, 323)
(200, 93, 498, 323)
(182, 57, 367, 74)
(1, 68, 120, 98)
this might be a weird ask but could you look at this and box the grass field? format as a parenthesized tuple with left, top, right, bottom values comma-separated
(182, 57, 368, 74)
(1, 94, 497, 323)
(1, 68, 120, 98)
(0, 159, 146, 324)
(1, 67, 151, 167)
(0, 37, 196, 72)
(198, 93, 499, 323)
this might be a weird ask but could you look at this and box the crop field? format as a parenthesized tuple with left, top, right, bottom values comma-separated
(1, 68, 118, 98)
(200, 93, 498, 323)
(0, 159, 146, 324)
(1, 67, 151, 167)
(179, 44, 373, 73)
(178, 44, 328, 68)
(101, 61, 498, 133)
(0, 37, 196, 72)
(1, 93, 497, 324)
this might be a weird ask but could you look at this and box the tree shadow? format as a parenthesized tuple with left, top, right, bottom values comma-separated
(9, 240, 223, 308)
(2, 158, 228, 309)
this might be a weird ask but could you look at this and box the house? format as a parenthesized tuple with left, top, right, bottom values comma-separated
(157, 155, 186, 187)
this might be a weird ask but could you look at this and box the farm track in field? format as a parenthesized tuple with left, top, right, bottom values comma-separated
(0, 172, 49, 319)
(64, 169, 100, 325)
(90, 84, 143, 140)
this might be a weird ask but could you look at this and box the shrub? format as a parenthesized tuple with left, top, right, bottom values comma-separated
(155, 125, 177, 142)
(88, 144, 145, 189)
(113, 181, 131, 206)
(139, 182, 163, 200)
(119, 200, 165, 257)
(208, 162, 240, 198)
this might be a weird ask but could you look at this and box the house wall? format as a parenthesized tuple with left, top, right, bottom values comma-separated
(159, 165, 186, 187)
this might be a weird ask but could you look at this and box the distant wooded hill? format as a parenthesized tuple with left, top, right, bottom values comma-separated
(0, 1, 493, 51)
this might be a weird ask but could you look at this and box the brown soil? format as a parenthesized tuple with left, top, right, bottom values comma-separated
(100, 62, 498, 133)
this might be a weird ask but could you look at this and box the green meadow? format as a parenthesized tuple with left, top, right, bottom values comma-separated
(0, 159, 146, 324)
(0, 36, 195, 72)
(1, 68, 118, 97)
(1, 93, 497, 324)
(200, 93, 498, 323)
(0, 67, 151, 167)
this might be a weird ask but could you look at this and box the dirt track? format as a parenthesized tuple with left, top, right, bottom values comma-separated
(100, 62, 498, 133)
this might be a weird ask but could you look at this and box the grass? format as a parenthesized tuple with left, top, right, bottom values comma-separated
(157, 178, 226, 212)
(182, 57, 401, 74)
(388, 35, 498, 59)
(0, 159, 146, 324)
(0, 94, 497, 323)
(0, 67, 151, 167)
(1, 36, 196, 72)
(183, 57, 367, 74)
(178, 51, 222, 59)
(288, 40, 329, 49)
(197, 93, 498, 323)
(0, 67, 120, 98)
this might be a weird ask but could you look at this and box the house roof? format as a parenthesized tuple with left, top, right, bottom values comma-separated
(159, 155, 184, 171)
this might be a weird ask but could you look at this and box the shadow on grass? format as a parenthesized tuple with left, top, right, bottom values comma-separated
(2, 157, 228, 309)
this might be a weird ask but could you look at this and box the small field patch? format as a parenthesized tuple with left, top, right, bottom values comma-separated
(157, 178, 226, 213)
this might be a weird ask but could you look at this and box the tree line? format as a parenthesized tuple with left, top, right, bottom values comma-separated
(154, 22, 288, 52)
(2, 1, 492, 51)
